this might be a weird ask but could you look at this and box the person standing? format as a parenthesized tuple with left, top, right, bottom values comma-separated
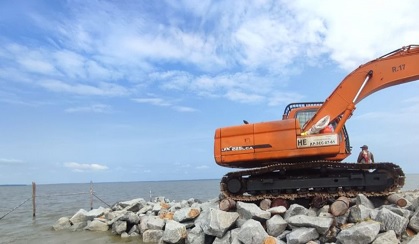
(357, 145, 374, 163)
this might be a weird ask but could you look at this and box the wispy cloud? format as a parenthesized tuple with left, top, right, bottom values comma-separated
(39, 79, 129, 96)
(173, 106, 198, 112)
(0, 158, 24, 165)
(132, 98, 171, 107)
(132, 97, 198, 112)
(64, 162, 109, 172)
(65, 104, 112, 113)
(3, 1, 417, 108)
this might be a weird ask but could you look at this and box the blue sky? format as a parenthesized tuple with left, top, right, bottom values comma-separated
(1, 0, 419, 184)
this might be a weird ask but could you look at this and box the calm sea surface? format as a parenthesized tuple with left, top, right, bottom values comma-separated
(1, 176, 419, 244)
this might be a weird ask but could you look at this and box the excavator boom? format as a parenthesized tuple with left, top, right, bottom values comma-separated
(304, 45, 419, 133)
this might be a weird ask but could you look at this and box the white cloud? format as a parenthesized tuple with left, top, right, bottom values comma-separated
(173, 106, 198, 112)
(288, 0, 419, 71)
(132, 97, 197, 112)
(64, 162, 109, 172)
(65, 104, 112, 113)
(39, 79, 129, 96)
(132, 97, 172, 107)
(0, 158, 24, 165)
(2, 0, 419, 108)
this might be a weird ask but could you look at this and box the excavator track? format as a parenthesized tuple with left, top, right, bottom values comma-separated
(220, 161, 405, 202)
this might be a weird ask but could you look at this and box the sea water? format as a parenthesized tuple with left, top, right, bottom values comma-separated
(0, 176, 418, 244)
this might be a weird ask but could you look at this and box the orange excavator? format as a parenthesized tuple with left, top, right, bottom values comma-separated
(214, 45, 419, 201)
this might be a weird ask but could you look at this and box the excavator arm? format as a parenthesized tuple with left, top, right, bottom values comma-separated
(303, 45, 419, 134)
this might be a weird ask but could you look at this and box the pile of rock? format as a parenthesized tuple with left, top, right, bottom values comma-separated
(53, 191, 419, 243)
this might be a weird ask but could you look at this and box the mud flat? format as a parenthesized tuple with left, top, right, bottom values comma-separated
(53, 190, 419, 243)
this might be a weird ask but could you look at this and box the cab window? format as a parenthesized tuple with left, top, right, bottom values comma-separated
(295, 109, 318, 129)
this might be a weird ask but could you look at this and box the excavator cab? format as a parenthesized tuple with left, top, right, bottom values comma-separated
(284, 102, 351, 156)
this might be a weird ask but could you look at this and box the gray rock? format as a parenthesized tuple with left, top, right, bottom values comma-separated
(375, 208, 409, 236)
(335, 210, 350, 227)
(119, 198, 146, 208)
(382, 205, 411, 218)
(408, 196, 419, 212)
(111, 220, 127, 235)
(181, 220, 195, 229)
(86, 207, 107, 218)
(197, 198, 219, 213)
(370, 209, 379, 220)
(105, 210, 125, 224)
(318, 206, 334, 217)
(162, 220, 187, 244)
(213, 230, 231, 244)
(143, 229, 164, 243)
(230, 228, 241, 244)
(201, 208, 239, 238)
(120, 211, 140, 224)
(237, 219, 268, 244)
(266, 214, 287, 236)
(409, 209, 419, 232)
(235, 217, 247, 228)
(180, 200, 189, 208)
(407, 233, 419, 244)
(139, 204, 153, 214)
(173, 207, 201, 222)
(52, 217, 72, 231)
(356, 194, 375, 209)
(128, 224, 139, 235)
(320, 225, 339, 243)
(139, 215, 150, 234)
(306, 208, 318, 217)
(277, 230, 291, 242)
(266, 206, 287, 215)
(70, 221, 87, 231)
(152, 202, 162, 213)
(318, 212, 333, 218)
(70, 209, 91, 225)
(349, 204, 372, 222)
(147, 216, 166, 230)
(84, 219, 109, 231)
(120, 232, 130, 238)
(284, 204, 308, 220)
(186, 225, 205, 244)
(372, 230, 399, 244)
(317, 205, 329, 214)
(286, 227, 319, 244)
(187, 198, 197, 205)
(193, 207, 209, 228)
(170, 202, 183, 212)
(154, 196, 168, 203)
(236, 201, 271, 221)
(126, 201, 146, 212)
(336, 221, 380, 244)
(287, 215, 333, 235)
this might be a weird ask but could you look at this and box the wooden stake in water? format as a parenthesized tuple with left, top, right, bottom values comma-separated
(90, 181, 93, 210)
(32, 182, 36, 218)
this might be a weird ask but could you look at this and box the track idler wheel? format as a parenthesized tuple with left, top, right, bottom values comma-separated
(226, 177, 245, 194)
